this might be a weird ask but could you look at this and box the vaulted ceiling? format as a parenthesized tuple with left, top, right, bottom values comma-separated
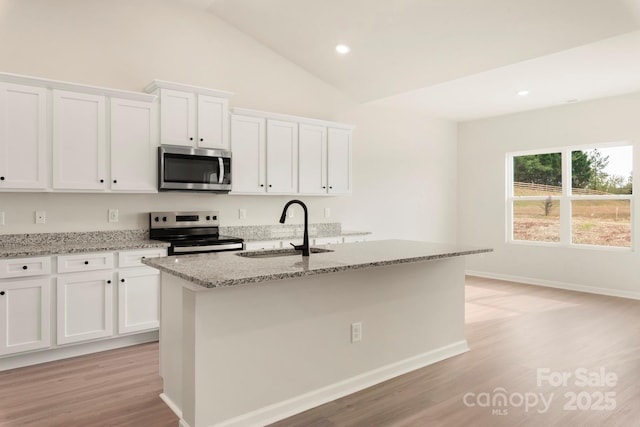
(182, 0, 640, 120)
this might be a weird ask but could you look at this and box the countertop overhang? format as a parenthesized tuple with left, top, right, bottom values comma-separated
(142, 239, 492, 289)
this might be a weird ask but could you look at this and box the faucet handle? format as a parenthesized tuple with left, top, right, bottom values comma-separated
(290, 242, 303, 250)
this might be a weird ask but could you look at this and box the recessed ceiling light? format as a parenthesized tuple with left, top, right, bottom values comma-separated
(517, 90, 530, 96)
(335, 44, 351, 55)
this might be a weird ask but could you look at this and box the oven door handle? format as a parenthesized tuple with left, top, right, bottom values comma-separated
(173, 243, 243, 253)
(218, 157, 224, 184)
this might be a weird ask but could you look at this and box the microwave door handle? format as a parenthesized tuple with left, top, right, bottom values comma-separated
(218, 157, 224, 184)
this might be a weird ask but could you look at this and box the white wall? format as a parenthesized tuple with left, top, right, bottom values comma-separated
(0, 0, 457, 242)
(458, 92, 640, 297)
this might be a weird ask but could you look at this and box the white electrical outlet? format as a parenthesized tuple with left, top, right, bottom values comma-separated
(108, 209, 119, 223)
(351, 322, 362, 343)
(35, 210, 46, 224)
(288, 209, 294, 218)
(0, 211, 4, 225)
(324, 207, 331, 218)
(239, 208, 247, 220)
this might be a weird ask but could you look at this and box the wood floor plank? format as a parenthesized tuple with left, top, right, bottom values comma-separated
(1, 276, 639, 426)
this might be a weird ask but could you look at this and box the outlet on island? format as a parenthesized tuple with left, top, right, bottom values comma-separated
(351, 322, 362, 343)
(35, 210, 46, 224)
(108, 209, 119, 223)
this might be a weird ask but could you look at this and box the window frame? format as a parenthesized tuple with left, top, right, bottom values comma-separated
(506, 142, 634, 251)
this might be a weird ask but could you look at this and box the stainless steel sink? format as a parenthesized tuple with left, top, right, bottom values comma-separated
(236, 247, 334, 259)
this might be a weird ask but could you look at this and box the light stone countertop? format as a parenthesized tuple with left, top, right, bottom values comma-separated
(0, 230, 169, 258)
(142, 239, 492, 289)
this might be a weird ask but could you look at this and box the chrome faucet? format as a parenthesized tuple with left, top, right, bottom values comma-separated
(279, 199, 310, 257)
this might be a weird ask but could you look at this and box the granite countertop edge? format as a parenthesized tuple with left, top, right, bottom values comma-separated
(144, 246, 492, 289)
(0, 240, 170, 258)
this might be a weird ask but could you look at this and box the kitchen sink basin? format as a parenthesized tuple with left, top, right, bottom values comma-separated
(236, 247, 334, 259)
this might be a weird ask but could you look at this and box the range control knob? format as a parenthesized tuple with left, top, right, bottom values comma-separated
(154, 216, 160, 222)
(213, 215, 217, 220)
(206, 216, 211, 221)
(163, 216, 168, 222)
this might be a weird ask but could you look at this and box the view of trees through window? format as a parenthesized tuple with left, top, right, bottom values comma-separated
(511, 146, 632, 248)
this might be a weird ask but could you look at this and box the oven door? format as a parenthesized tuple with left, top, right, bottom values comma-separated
(159, 145, 232, 192)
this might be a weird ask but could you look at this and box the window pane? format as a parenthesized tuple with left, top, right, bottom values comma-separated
(572, 146, 633, 195)
(513, 153, 562, 196)
(513, 199, 560, 242)
(572, 200, 631, 247)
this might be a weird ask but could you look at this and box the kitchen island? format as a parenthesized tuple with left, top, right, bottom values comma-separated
(143, 240, 491, 427)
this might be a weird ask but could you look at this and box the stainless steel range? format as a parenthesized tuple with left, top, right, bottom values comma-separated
(149, 211, 244, 255)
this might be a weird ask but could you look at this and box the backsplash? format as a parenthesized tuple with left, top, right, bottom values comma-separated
(220, 223, 342, 241)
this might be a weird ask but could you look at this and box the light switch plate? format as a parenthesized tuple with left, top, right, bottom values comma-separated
(239, 208, 247, 220)
(324, 208, 331, 218)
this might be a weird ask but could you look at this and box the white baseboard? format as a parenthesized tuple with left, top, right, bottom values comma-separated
(466, 270, 640, 300)
(160, 393, 182, 419)
(0, 331, 159, 371)
(211, 340, 469, 427)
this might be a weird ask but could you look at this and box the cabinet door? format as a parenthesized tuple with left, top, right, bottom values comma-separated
(160, 89, 196, 146)
(110, 98, 157, 192)
(52, 90, 107, 190)
(266, 119, 298, 193)
(57, 271, 113, 345)
(0, 277, 51, 355)
(197, 95, 229, 150)
(298, 124, 327, 194)
(327, 128, 352, 194)
(231, 114, 266, 193)
(0, 83, 47, 190)
(118, 268, 160, 334)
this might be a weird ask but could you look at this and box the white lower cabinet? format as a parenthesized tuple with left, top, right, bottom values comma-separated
(56, 270, 114, 345)
(0, 277, 51, 355)
(117, 267, 160, 334)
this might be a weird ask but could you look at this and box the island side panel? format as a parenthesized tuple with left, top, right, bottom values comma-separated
(178, 256, 467, 427)
(159, 272, 185, 416)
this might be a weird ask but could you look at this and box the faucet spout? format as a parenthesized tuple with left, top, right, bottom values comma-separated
(279, 199, 310, 257)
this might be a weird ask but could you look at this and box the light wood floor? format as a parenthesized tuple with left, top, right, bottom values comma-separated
(1, 276, 639, 426)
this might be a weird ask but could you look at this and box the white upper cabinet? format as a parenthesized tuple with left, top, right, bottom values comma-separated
(266, 119, 298, 194)
(327, 127, 352, 194)
(52, 90, 107, 190)
(231, 114, 266, 193)
(298, 123, 327, 194)
(110, 98, 157, 192)
(159, 89, 196, 147)
(0, 82, 47, 190)
(146, 80, 231, 150)
(197, 95, 229, 150)
(231, 108, 353, 196)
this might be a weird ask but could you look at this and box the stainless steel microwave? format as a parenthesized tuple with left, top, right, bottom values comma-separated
(158, 145, 232, 192)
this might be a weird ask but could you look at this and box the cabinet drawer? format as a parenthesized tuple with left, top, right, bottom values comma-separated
(118, 249, 166, 268)
(0, 256, 51, 279)
(244, 241, 281, 251)
(57, 252, 114, 273)
(314, 237, 342, 246)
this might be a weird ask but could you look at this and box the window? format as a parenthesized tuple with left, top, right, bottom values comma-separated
(508, 144, 633, 249)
